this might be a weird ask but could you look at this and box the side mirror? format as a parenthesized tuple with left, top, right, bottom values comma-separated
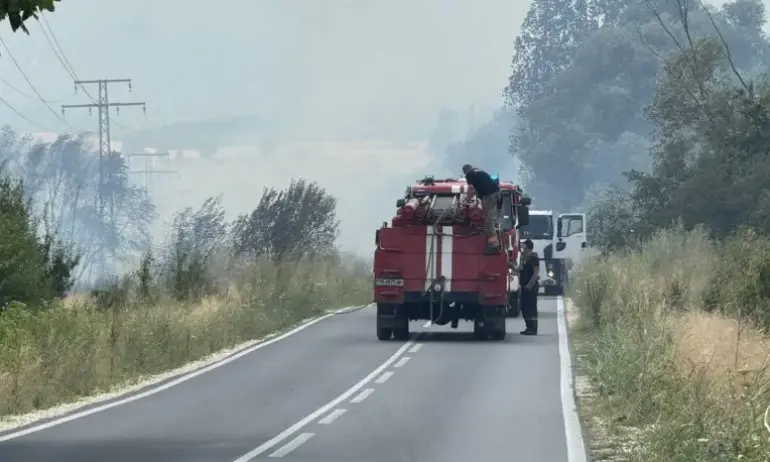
(396, 199, 406, 207)
(517, 205, 530, 227)
(520, 196, 532, 206)
(581, 242, 587, 248)
(557, 220, 563, 238)
(375, 229, 382, 245)
(556, 242, 566, 251)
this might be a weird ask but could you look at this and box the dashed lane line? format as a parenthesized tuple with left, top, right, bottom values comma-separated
(374, 371, 394, 384)
(393, 357, 410, 368)
(232, 341, 414, 461)
(268, 432, 314, 458)
(350, 388, 374, 403)
(318, 409, 346, 425)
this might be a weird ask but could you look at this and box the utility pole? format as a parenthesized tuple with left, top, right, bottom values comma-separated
(126, 152, 178, 193)
(61, 79, 146, 279)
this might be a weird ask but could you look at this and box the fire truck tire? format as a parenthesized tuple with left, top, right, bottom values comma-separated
(393, 325, 410, 341)
(472, 319, 487, 340)
(490, 316, 506, 340)
(506, 293, 521, 318)
(490, 327, 506, 341)
(377, 327, 393, 341)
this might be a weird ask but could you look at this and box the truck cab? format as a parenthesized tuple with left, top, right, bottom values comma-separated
(518, 210, 588, 295)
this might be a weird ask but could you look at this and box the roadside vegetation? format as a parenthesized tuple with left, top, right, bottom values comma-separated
(571, 228, 770, 461)
(0, 140, 370, 418)
(505, 1, 770, 460)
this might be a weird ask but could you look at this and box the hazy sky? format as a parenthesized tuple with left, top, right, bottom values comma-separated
(0, 0, 756, 258)
(0, 0, 527, 135)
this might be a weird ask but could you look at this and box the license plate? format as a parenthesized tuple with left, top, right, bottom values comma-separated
(375, 278, 404, 287)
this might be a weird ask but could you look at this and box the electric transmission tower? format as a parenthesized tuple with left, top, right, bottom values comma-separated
(126, 151, 178, 193)
(61, 79, 146, 279)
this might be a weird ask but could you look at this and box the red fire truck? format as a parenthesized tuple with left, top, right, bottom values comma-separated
(373, 175, 531, 341)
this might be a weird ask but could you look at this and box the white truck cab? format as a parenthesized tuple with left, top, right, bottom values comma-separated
(518, 210, 588, 295)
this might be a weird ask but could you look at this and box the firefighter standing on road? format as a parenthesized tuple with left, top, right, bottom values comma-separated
(462, 164, 501, 253)
(519, 238, 540, 335)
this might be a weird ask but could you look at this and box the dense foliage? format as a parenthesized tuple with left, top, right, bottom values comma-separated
(0, 0, 60, 35)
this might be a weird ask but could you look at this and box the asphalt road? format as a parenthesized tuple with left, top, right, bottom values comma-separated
(0, 296, 584, 462)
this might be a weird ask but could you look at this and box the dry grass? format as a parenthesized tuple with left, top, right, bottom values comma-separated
(570, 227, 770, 461)
(674, 313, 770, 388)
(0, 258, 370, 420)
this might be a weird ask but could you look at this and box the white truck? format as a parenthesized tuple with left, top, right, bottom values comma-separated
(518, 210, 588, 295)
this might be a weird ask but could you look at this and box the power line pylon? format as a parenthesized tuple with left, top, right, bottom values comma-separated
(61, 79, 146, 279)
(126, 151, 178, 193)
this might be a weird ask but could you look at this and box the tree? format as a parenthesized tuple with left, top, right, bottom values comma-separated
(5, 130, 157, 282)
(231, 179, 339, 261)
(0, 171, 79, 307)
(442, 108, 518, 177)
(587, 0, 770, 249)
(162, 196, 228, 301)
(0, 0, 60, 35)
(505, 0, 599, 109)
(508, 0, 770, 210)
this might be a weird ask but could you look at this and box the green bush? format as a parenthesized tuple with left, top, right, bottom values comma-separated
(0, 175, 78, 307)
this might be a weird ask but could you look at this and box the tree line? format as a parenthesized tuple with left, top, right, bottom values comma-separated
(435, 0, 770, 251)
(0, 126, 340, 308)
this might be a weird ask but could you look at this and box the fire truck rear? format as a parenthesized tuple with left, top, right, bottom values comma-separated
(373, 175, 531, 341)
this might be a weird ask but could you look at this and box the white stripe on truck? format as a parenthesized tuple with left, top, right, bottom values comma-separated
(441, 227, 453, 291)
(425, 226, 434, 291)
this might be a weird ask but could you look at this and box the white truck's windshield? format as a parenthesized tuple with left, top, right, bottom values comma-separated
(519, 214, 553, 240)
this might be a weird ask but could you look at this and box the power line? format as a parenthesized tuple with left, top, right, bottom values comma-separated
(0, 76, 61, 102)
(0, 93, 55, 131)
(37, 14, 133, 131)
(0, 34, 74, 130)
(36, 16, 77, 82)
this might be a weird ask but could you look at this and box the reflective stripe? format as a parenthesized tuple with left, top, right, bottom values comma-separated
(441, 227, 453, 291)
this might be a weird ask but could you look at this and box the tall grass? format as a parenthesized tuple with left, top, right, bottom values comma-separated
(571, 226, 770, 461)
(0, 257, 370, 418)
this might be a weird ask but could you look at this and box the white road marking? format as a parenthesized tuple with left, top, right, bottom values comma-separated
(422, 321, 432, 328)
(374, 371, 394, 384)
(318, 409, 346, 425)
(393, 357, 410, 368)
(268, 432, 314, 457)
(350, 388, 374, 403)
(557, 296, 588, 462)
(0, 305, 367, 443)
(232, 340, 414, 461)
(408, 343, 422, 353)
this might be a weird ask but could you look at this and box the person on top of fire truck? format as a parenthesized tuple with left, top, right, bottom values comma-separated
(462, 164, 501, 253)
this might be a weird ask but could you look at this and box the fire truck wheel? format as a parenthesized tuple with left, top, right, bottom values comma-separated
(377, 327, 393, 341)
(490, 316, 507, 340)
(506, 293, 521, 318)
(393, 326, 410, 341)
(473, 321, 488, 340)
(490, 328, 506, 341)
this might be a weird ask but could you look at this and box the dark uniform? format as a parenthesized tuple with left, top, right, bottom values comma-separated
(463, 166, 501, 251)
(519, 249, 540, 335)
